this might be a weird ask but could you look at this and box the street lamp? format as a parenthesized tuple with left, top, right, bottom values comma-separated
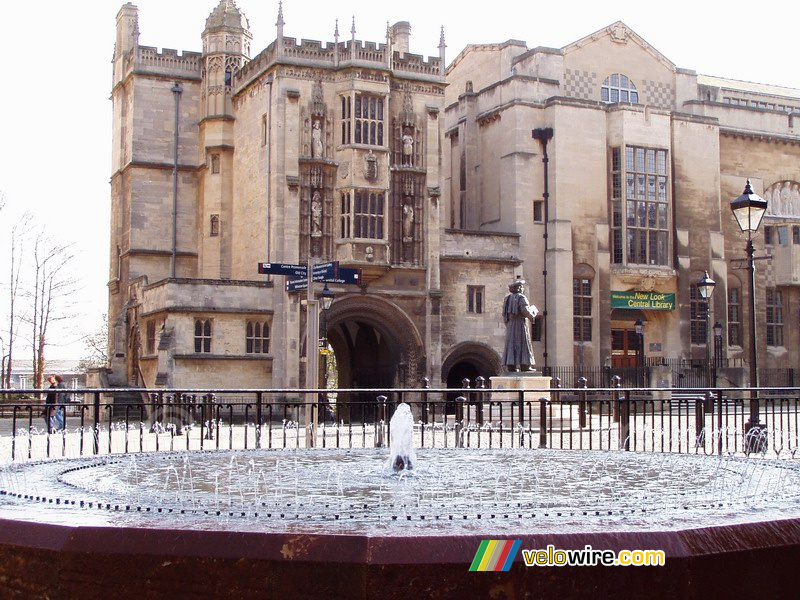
(634, 318, 644, 388)
(319, 283, 335, 389)
(713, 321, 723, 387)
(697, 271, 716, 386)
(730, 178, 768, 452)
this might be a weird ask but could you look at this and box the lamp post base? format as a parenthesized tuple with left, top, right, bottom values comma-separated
(744, 419, 767, 455)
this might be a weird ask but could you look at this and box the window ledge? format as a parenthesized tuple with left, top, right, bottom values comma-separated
(174, 354, 273, 361)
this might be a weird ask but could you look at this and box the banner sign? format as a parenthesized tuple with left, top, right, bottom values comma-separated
(610, 291, 675, 310)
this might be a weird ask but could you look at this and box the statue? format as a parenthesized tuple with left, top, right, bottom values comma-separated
(402, 203, 414, 240)
(311, 191, 322, 236)
(402, 130, 414, 165)
(502, 277, 539, 372)
(311, 120, 323, 158)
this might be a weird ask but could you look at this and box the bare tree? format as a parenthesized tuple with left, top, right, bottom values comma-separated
(78, 314, 109, 372)
(27, 234, 78, 389)
(3, 210, 31, 393)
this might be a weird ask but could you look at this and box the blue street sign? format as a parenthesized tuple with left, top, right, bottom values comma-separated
(285, 266, 361, 292)
(258, 262, 306, 277)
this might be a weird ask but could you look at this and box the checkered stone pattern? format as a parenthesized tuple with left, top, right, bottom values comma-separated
(642, 80, 675, 109)
(564, 69, 597, 100)
(764, 251, 775, 287)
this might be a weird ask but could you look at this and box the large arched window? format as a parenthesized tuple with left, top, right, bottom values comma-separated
(601, 74, 639, 103)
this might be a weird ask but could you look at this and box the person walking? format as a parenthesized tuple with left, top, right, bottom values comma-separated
(53, 375, 67, 431)
(43, 375, 58, 433)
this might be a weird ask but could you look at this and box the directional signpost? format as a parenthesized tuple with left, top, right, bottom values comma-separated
(258, 258, 364, 446)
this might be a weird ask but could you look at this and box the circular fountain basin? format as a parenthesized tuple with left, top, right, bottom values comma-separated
(3, 448, 800, 598)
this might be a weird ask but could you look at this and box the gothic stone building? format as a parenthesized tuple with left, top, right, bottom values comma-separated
(108, 2, 798, 396)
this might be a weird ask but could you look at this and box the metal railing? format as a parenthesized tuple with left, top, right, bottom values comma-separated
(1, 384, 799, 463)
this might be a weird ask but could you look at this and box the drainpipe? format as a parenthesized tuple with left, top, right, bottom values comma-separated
(532, 127, 553, 372)
(265, 74, 273, 263)
(170, 82, 183, 278)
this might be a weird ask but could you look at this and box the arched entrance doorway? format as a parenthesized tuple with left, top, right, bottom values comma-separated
(324, 295, 424, 421)
(441, 342, 502, 417)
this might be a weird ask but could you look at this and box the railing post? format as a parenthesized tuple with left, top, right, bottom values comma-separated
(612, 375, 621, 422)
(92, 391, 101, 455)
(475, 376, 485, 429)
(696, 395, 706, 449)
(620, 390, 631, 451)
(578, 377, 588, 429)
(376, 395, 387, 448)
(421, 377, 430, 425)
(455, 395, 466, 448)
(538, 395, 547, 448)
(255, 391, 262, 449)
(717, 390, 724, 455)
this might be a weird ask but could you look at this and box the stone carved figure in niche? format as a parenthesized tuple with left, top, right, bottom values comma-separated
(781, 182, 793, 216)
(402, 129, 414, 165)
(311, 191, 322, 236)
(311, 120, 323, 158)
(402, 203, 414, 241)
(792, 184, 800, 216)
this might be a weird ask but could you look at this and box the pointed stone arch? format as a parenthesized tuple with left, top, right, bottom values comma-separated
(325, 295, 425, 388)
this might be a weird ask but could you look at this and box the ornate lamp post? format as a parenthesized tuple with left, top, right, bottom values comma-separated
(697, 271, 716, 386)
(713, 321, 723, 387)
(320, 283, 335, 389)
(634, 318, 644, 388)
(730, 179, 768, 451)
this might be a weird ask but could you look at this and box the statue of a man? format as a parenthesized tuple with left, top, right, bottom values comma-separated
(502, 278, 539, 372)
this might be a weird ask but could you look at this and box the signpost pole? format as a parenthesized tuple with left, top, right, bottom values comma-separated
(305, 260, 319, 448)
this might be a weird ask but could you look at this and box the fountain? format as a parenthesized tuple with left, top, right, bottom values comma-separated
(386, 402, 415, 472)
(2, 423, 800, 597)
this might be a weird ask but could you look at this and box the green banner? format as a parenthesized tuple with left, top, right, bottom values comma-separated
(611, 291, 675, 310)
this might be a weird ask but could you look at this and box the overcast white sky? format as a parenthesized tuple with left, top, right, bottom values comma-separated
(0, 0, 797, 361)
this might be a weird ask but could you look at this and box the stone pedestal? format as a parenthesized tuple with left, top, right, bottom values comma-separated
(482, 372, 578, 430)
(490, 372, 552, 404)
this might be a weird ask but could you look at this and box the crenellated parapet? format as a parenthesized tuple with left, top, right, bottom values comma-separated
(235, 36, 443, 91)
(137, 46, 203, 77)
(119, 45, 203, 81)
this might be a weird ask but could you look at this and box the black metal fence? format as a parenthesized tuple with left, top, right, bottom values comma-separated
(1, 384, 799, 463)
(544, 363, 796, 390)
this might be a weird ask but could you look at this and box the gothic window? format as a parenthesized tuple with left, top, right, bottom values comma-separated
(340, 190, 384, 239)
(610, 146, 670, 266)
(573, 278, 592, 342)
(210, 214, 220, 237)
(246, 321, 270, 354)
(194, 319, 212, 353)
(341, 93, 384, 146)
(601, 73, 639, 103)
(211, 154, 220, 174)
(146, 321, 156, 354)
(766, 289, 784, 347)
(467, 286, 484, 314)
(690, 284, 708, 345)
(727, 287, 741, 347)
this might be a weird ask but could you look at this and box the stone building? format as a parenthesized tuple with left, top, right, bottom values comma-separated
(107, 1, 798, 397)
(444, 23, 799, 385)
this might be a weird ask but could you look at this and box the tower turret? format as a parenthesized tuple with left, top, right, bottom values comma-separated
(201, 0, 252, 116)
(113, 3, 139, 86)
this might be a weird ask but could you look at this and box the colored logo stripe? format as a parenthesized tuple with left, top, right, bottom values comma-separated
(469, 540, 521, 571)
